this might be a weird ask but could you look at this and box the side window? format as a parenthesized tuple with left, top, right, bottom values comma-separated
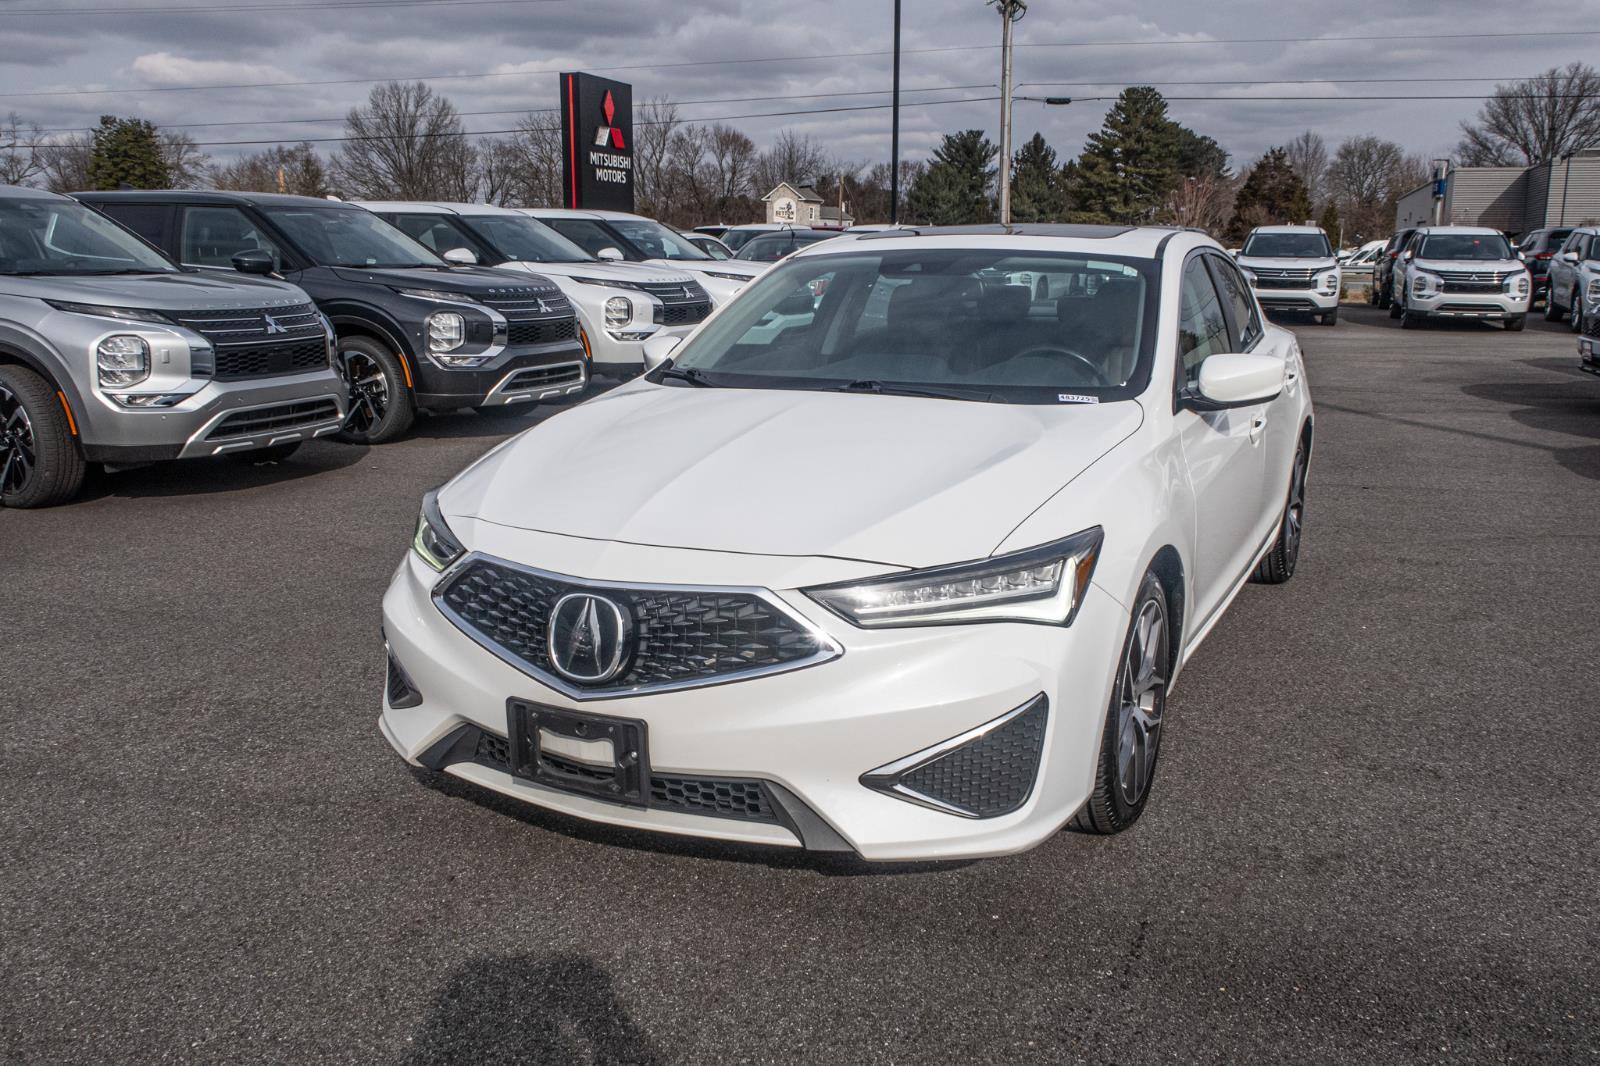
(1207, 255, 1262, 351)
(181, 206, 282, 268)
(547, 219, 615, 258)
(95, 204, 172, 252)
(1178, 256, 1230, 386)
(387, 215, 476, 257)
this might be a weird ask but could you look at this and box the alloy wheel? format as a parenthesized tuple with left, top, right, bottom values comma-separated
(1284, 447, 1307, 565)
(0, 383, 36, 497)
(341, 349, 390, 434)
(1571, 292, 1583, 334)
(1115, 596, 1168, 807)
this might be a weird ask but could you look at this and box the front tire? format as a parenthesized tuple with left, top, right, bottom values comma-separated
(1377, 278, 1393, 309)
(1321, 308, 1339, 326)
(1570, 291, 1583, 334)
(1074, 571, 1170, 835)
(1251, 438, 1308, 585)
(1388, 288, 1403, 319)
(335, 337, 415, 445)
(0, 365, 85, 509)
(1545, 291, 1565, 321)
(1400, 294, 1424, 329)
(1505, 314, 1526, 332)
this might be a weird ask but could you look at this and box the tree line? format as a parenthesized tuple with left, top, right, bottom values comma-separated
(3, 63, 1596, 241)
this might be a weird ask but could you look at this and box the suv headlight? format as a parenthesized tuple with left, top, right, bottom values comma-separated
(1411, 271, 1442, 295)
(702, 271, 751, 282)
(395, 288, 479, 304)
(571, 276, 640, 291)
(97, 335, 150, 387)
(1584, 277, 1599, 303)
(48, 300, 173, 325)
(1319, 271, 1339, 293)
(427, 311, 465, 353)
(604, 297, 633, 328)
(412, 490, 465, 572)
(805, 528, 1102, 628)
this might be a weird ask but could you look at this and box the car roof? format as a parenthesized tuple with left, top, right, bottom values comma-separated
(1249, 224, 1324, 233)
(1413, 225, 1506, 236)
(0, 184, 68, 202)
(524, 207, 646, 221)
(785, 224, 1201, 261)
(72, 189, 358, 209)
(353, 200, 522, 217)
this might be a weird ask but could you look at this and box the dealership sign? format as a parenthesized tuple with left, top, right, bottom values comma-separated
(561, 72, 634, 211)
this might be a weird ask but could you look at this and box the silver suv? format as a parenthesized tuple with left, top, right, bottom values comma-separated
(0, 186, 345, 508)
(1542, 226, 1600, 333)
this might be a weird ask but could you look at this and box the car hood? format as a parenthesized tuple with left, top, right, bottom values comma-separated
(1413, 258, 1522, 273)
(441, 383, 1143, 570)
(328, 265, 562, 295)
(1236, 256, 1338, 271)
(497, 260, 696, 285)
(648, 259, 767, 280)
(0, 270, 309, 309)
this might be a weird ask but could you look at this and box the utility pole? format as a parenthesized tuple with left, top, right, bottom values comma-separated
(889, 0, 902, 224)
(991, 0, 1027, 225)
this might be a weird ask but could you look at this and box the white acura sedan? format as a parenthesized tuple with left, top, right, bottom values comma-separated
(379, 225, 1313, 862)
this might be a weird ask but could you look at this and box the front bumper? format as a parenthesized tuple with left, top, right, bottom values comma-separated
(412, 344, 588, 409)
(585, 322, 697, 377)
(1407, 289, 1530, 319)
(77, 369, 347, 463)
(1580, 330, 1600, 376)
(378, 547, 1128, 862)
(1255, 289, 1340, 313)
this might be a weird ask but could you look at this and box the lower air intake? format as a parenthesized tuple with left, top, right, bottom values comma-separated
(862, 695, 1047, 818)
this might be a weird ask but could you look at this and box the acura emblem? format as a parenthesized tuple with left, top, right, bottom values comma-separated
(547, 593, 632, 684)
(263, 314, 287, 335)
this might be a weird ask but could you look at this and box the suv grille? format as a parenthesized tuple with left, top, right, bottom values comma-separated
(640, 279, 713, 325)
(168, 303, 327, 381)
(1252, 267, 1318, 290)
(1584, 313, 1600, 339)
(479, 289, 572, 317)
(205, 398, 340, 440)
(435, 558, 832, 696)
(1438, 269, 1513, 294)
(214, 339, 329, 380)
(655, 301, 713, 326)
(469, 727, 779, 823)
(507, 317, 578, 346)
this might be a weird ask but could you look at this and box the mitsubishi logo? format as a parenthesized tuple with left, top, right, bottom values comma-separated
(593, 90, 626, 150)
(263, 314, 287, 335)
(547, 592, 632, 684)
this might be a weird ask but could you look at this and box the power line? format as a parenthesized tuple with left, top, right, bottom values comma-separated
(0, 0, 574, 13)
(5, 28, 1599, 100)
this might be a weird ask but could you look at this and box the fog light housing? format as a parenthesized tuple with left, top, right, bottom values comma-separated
(97, 335, 150, 387)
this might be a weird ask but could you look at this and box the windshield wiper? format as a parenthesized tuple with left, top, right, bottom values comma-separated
(655, 364, 722, 388)
(835, 379, 998, 403)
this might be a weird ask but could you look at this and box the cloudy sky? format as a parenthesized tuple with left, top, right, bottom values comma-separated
(2, 0, 1598, 175)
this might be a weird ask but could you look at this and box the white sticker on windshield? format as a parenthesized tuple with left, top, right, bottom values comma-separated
(1058, 393, 1100, 404)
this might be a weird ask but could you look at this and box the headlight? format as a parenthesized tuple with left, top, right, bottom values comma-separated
(805, 528, 1102, 628)
(426, 311, 465, 353)
(412, 490, 465, 572)
(1412, 271, 1442, 295)
(1584, 277, 1599, 302)
(702, 271, 751, 282)
(571, 276, 640, 291)
(604, 297, 633, 328)
(395, 288, 480, 304)
(1319, 272, 1339, 293)
(96, 335, 150, 387)
(47, 300, 173, 325)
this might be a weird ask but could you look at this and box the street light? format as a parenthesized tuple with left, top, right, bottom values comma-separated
(990, 0, 1027, 225)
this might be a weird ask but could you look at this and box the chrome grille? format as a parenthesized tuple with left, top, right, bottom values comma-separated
(1438, 269, 1513, 294)
(1251, 267, 1318, 291)
(169, 303, 323, 344)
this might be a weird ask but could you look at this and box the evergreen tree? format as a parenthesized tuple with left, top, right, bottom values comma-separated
(86, 116, 169, 190)
(1070, 87, 1179, 224)
(1008, 132, 1070, 222)
(1225, 148, 1313, 242)
(1172, 125, 1229, 180)
(905, 129, 997, 224)
(1318, 202, 1342, 248)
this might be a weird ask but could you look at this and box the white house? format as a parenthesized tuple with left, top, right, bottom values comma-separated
(761, 182, 854, 227)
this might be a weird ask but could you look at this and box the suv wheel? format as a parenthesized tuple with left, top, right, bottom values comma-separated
(1074, 570, 1170, 835)
(0, 365, 85, 509)
(1377, 276, 1393, 309)
(1545, 290, 1566, 321)
(335, 338, 415, 445)
(1400, 291, 1424, 329)
(1388, 286, 1403, 319)
(1570, 290, 1584, 334)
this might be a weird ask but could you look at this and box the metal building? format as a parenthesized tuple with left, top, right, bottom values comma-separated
(1394, 150, 1600, 234)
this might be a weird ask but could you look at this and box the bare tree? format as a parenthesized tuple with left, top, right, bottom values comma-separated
(1457, 63, 1600, 166)
(502, 111, 565, 207)
(38, 133, 94, 193)
(334, 81, 477, 200)
(211, 142, 331, 197)
(1283, 130, 1329, 208)
(1327, 135, 1421, 240)
(703, 123, 758, 216)
(160, 130, 210, 189)
(1, 113, 46, 187)
(1164, 172, 1236, 236)
(634, 96, 681, 218)
(752, 130, 831, 195)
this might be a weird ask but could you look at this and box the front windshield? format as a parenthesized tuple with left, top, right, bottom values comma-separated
(720, 229, 765, 252)
(261, 206, 443, 268)
(1419, 233, 1513, 261)
(605, 218, 712, 261)
(0, 198, 178, 276)
(463, 215, 593, 263)
(1242, 232, 1332, 258)
(694, 237, 732, 260)
(670, 248, 1158, 403)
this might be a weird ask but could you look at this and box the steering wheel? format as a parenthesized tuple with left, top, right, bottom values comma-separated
(1011, 346, 1112, 387)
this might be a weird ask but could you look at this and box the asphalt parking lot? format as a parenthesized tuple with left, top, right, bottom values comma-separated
(3, 305, 1598, 1065)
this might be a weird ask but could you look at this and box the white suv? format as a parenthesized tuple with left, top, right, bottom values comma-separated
(358, 202, 716, 377)
(1389, 226, 1530, 331)
(1542, 226, 1600, 333)
(1236, 225, 1341, 326)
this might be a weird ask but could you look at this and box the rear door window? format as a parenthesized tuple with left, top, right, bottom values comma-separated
(180, 206, 283, 269)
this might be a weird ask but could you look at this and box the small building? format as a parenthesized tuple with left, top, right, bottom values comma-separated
(1396, 151, 1600, 234)
(761, 182, 854, 227)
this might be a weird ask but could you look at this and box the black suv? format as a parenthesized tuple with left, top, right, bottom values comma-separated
(74, 191, 587, 443)
(1515, 227, 1574, 307)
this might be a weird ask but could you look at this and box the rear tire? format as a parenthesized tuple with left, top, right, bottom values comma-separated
(1251, 438, 1308, 585)
(335, 337, 415, 445)
(227, 441, 301, 463)
(1505, 314, 1526, 332)
(1074, 570, 1170, 836)
(1377, 278, 1393, 309)
(473, 402, 539, 420)
(0, 365, 85, 509)
(1388, 289, 1403, 319)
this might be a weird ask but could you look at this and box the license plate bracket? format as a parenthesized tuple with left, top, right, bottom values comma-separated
(507, 699, 649, 806)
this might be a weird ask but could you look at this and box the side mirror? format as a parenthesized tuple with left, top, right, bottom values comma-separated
(1193, 352, 1284, 409)
(231, 249, 276, 275)
(1239, 268, 1259, 287)
(596, 247, 625, 262)
(442, 247, 478, 265)
(641, 334, 682, 372)
(1402, 249, 1415, 262)
(1562, 251, 1580, 263)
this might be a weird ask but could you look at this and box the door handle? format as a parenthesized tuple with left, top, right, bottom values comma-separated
(1249, 414, 1267, 443)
